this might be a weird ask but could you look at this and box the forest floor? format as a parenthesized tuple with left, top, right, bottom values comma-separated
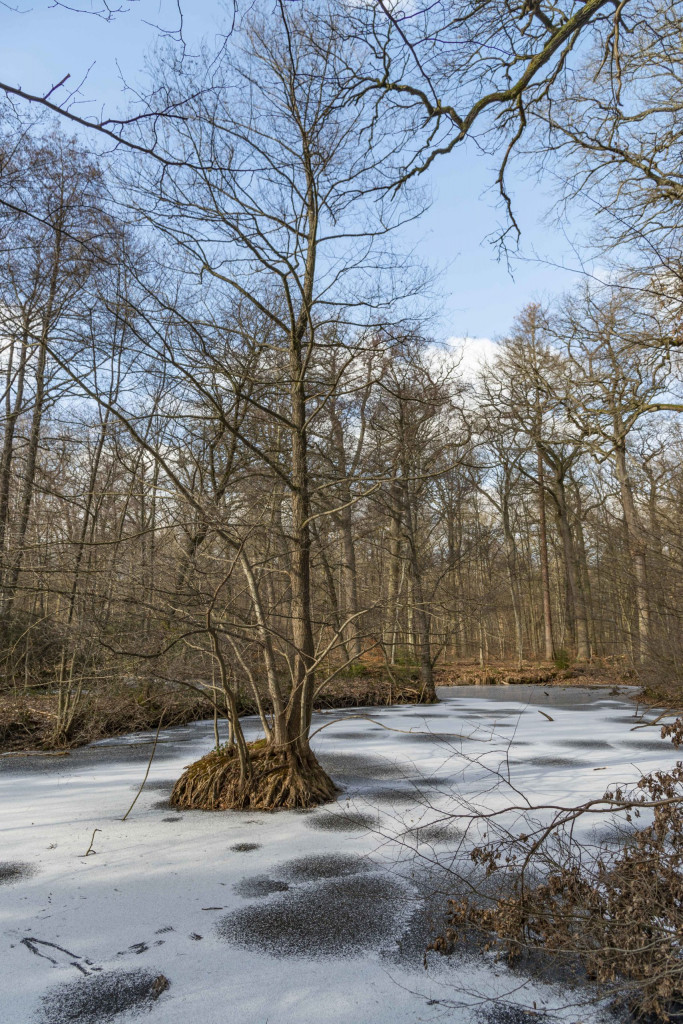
(0, 683, 674, 1024)
(0, 659, 634, 755)
(435, 659, 631, 689)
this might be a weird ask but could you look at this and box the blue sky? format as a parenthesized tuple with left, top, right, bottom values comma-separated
(2, 0, 589, 341)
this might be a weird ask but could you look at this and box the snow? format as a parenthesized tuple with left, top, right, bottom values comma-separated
(0, 684, 675, 1024)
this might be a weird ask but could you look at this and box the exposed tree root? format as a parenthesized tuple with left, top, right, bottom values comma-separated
(170, 741, 339, 811)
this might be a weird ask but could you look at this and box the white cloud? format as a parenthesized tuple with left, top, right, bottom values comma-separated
(445, 336, 498, 379)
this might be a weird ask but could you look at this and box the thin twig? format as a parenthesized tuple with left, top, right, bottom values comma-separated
(82, 828, 101, 857)
(121, 715, 165, 822)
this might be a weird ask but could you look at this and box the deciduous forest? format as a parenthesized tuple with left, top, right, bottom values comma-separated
(2, 2, 683, 1022)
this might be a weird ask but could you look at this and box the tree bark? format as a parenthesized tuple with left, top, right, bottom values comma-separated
(537, 447, 555, 661)
(614, 440, 650, 663)
(548, 471, 590, 660)
(4, 226, 62, 615)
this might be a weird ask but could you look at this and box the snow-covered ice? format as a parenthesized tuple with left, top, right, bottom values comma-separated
(0, 684, 675, 1024)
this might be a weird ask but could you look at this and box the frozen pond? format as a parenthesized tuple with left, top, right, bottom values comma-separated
(0, 685, 676, 1024)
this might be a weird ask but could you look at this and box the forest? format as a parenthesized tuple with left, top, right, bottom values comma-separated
(2, 2, 683, 1022)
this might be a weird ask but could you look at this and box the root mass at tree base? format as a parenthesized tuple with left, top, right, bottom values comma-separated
(170, 742, 339, 811)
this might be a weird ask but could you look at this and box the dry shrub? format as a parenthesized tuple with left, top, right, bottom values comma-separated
(0, 687, 216, 753)
(316, 671, 438, 708)
(430, 723, 683, 1021)
(1, 669, 437, 755)
(171, 741, 339, 812)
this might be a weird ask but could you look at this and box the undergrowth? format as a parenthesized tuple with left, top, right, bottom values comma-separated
(430, 718, 683, 1020)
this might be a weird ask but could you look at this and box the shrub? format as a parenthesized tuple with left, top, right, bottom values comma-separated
(553, 648, 570, 671)
(430, 723, 683, 1020)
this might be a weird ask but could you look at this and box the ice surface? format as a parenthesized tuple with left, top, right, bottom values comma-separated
(0, 684, 673, 1024)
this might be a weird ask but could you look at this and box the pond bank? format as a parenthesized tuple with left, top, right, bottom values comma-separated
(0, 671, 436, 755)
(1, 659, 631, 756)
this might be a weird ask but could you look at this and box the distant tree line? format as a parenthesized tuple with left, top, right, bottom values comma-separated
(1, 0, 682, 803)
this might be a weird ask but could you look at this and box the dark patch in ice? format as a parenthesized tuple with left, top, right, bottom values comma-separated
(400, 731, 467, 745)
(526, 756, 592, 768)
(323, 729, 377, 741)
(390, 876, 452, 964)
(619, 738, 675, 752)
(590, 820, 641, 846)
(35, 969, 169, 1024)
(559, 738, 613, 750)
(162, 816, 182, 823)
(459, 709, 524, 719)
(233, 876, 291, 898)
(135, 779, 174, 792)
(316, 751, 412, 780)
(230, 843, 261, 853)
(216, 873, 405, 958)
(280, 853, 373, 882)
(88, 743, 179, 766)
(402, 710, 447, 718)
(362, 785, 428, 804)
(401, 822, 464, 845)
(610, 714, 655, 726)
(305, 810, 378, 833)
(478, 1004, 552, 1024)
(1, 740, 182, 778)
(0, 861, 36, 885)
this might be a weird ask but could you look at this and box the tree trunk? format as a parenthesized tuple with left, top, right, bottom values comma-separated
(339, 502, 362, 661)
(4, 226, 62, 615)
(549, 472, 590, 660)
(401, 480, 436, 701)
(386, 493, 403, 664)
(537, 447, 555, 661)
(614, 440, 650, 663)
(0, 314, 30, 565)
(328, 403, 362, 661)
(501, 487, 524, 668)
(571, 481, 596, 655)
